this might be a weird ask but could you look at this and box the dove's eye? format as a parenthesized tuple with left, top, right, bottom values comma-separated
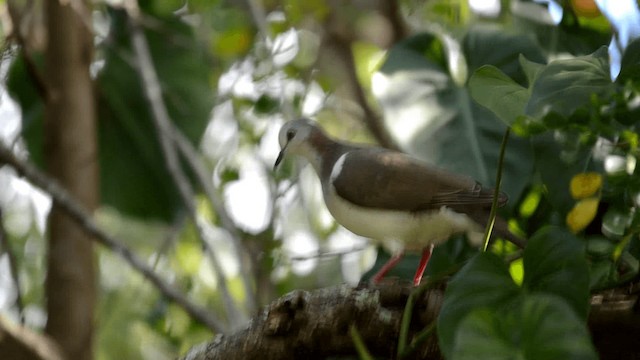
(286, 129, 296, 141)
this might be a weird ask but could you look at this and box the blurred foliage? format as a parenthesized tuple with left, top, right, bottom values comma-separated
(1, 0, 639, 359)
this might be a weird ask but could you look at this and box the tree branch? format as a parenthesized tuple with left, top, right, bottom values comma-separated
(180, 276, 640, 360)
(124, 0, 247, 329)
(0, 141, 228, 333)
(172, 129, 257, 313)
(181, 283, 444, 360)
(323, 32, 400, 151)
(0, 315, 65, 360)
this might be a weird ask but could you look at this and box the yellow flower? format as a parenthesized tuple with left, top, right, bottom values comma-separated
(566, 198, 599, 233)
(570, 172, 603, 200)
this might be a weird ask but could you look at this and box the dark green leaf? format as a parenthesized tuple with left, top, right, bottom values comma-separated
(586, 237, 615, 257)
(452, 294, 597, 360)
(617, 37, 640, 83)
(253, 95, 280, 115)
(526, 47, 614, 121)
(377, 30, 537, 205)
(463, 25, 546, 84)
(519, 54, 545, 88)
(532, 133, 593, 212)
(96, 11, 215, 221)
(523, 226, 590, 320)
(469, 65, 528, 126)
(437, 252, 521, 358)
(6, 54, 45, 168)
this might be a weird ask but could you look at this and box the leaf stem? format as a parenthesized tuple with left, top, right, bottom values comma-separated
(350, 324, 374, 360)
(483, 127, 510, 252)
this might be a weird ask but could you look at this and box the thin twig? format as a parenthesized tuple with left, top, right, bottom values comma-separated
(172, 129, 257, 313)
(324, 33, 400, 151)
(0, 141, 227, 333)
(288, 246, 368, 262)
(125, 1, 245, 328)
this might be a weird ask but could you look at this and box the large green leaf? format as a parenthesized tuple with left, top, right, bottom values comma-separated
(376, 27, 542, 205)
(8, 10, 215, 222)
(97, 11, 214, 221)
(532, 133, 594, 212)
(463, 26, 546, 87)
(452, 295, 597, 360)
(617, 37, 640, 84)
(469, 54, 546, 129)
(469, 65, 528, 126)
(437, 252, 521, 358)
(439, 228, 592, 357)
(526, 47, 614, 121)
(522, 226, 590, 319)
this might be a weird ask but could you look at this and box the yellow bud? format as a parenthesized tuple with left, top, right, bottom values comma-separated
(566, 198, 599, 233)
(570, 172, 603, 199)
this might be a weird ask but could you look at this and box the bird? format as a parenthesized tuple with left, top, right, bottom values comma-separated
(274, 118, 524, 286)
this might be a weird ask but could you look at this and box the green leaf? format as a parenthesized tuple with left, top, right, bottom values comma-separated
(463, 26, 546, 86)
(437, 252, 521, 358)
(6, 54, 46, 167)
(96, 11, 215, 221)
(253, 95, 280, 115)
(526, 47, 614, 121)
(522, 226, 590, 320)
(452, 295, 597, 360)
(8, 11, 214, 222)
(519, 54, 545, 88)
(617, 36, 640, 83)
(469, 65, 528, 126)
(377, 29, 539, 205)
(532, 133, 593, 212)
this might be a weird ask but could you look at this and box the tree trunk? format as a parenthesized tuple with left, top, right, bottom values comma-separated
(43, 0, 97, 359)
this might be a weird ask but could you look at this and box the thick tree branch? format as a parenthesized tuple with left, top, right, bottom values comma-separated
(0, 142, 228, 333)
(182, 283, 444, 360)
(181, 277, 640, 360)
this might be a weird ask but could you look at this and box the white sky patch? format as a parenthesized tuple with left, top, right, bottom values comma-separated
(202, 101, 239, 162)
(469, 0, 501, 17)
(223, 155, 272, 234)
(0, 93, 20, 142)
(218, 60, 259, 99)
(302, 82, 326, 117)
(532, 0, 563, 24)
(0, 254, 16, 311)
(270, 29, 299, 67)
(596, 0, 640, 79)
(257, 118, 283, 164)
(284, 230, 319, 275)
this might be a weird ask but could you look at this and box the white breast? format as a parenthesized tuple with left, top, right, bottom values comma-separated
(324, 154, 483, 254)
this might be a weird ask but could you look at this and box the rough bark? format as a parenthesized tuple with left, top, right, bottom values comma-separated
(182, 282, 445, 360)
(43, 0, 98, 359)
(183, 280, 640, 360)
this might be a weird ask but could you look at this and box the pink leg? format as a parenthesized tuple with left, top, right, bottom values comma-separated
(413, 244, 434, 286)
(372, 253, 404, 284)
